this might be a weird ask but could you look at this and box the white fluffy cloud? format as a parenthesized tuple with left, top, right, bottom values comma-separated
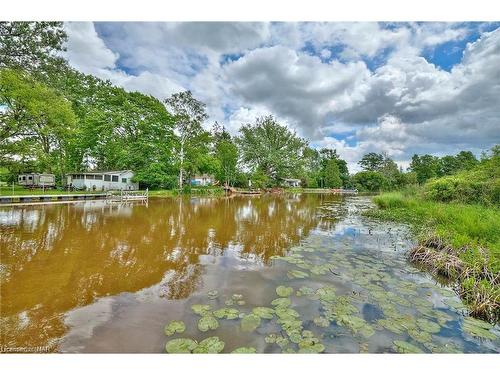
(63, 22, 500, 171)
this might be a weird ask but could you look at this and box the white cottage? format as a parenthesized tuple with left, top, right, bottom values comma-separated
(66, 170, 139, 191)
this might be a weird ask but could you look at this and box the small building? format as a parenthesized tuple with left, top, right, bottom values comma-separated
(190, 174, 215, 186)
(66, 170, 138, 191)
(18, 173, 56, 188)
(282, 178, 301, 187)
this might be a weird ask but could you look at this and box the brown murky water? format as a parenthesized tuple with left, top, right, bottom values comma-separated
(1, 194, 499, 353)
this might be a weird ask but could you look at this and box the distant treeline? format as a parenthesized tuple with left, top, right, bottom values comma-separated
(0, 22, 497, 193)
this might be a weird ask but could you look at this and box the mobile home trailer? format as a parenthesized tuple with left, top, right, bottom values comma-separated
(17, 173, 56, 188)
(66, 170, 139, 191)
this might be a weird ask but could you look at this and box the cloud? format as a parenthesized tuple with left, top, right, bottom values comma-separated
(61, 21, 500, 171)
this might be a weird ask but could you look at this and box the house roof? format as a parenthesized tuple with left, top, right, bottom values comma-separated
(68, 170, 133, 175)
(283, 178, 301, 182)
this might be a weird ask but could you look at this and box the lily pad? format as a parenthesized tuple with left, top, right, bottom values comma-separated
(198, 316, 219, 332)
(462, 317, 496, 340)
(313, 316, 330, 328)
(265, 334, 278, 344)
(276, 285, 294, 297)
(408, 329, 432, 344)
(252, 307, 275, 319)
(393, 340, 423, 353)
(213, 308, 239, 320)
(271, 297, 291, 309)
(287, 269, 309, 279)
(191, 304, 212, 316)
(164, 320, 186, 336)
(241, 314, 261, 332)
(231, 347, 257, 353)
(296, 286, 314, 297)
(193, 337, 225, 353)
(416, 318, 441, 334)
(165, 338, 198, 353)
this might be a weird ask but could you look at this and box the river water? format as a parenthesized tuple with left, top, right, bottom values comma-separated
(1, 194, 499, 353)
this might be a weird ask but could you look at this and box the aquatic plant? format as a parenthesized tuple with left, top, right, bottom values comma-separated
(392, 340, 424, 353)
(191, 304, 212, 316)
(287, 269, 309, 279)
(252, 307, 275, 319)
(165, 338, 198, 353)
(462, 316, 497, 339)
(241, 314, 261, 332)
(276, 285, 294, 297)
(164, 320, 186, 336)
(208, 290, 219, 300)
(213, 308, 240, 320)
(198, 316, 219, 332)
(193, 337, 225, 353)
(231, 347, 257, 353)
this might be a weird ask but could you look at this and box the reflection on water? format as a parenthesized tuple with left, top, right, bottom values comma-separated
(1, 195, 499, 353)
(0, 194, 331, 350)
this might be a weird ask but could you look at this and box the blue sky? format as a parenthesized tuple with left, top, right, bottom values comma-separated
(63, 22, 500, 170)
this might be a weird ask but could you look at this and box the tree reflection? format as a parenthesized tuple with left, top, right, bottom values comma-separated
(0, 194, 340, 349)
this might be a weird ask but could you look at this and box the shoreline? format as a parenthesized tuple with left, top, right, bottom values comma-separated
(365, 192, 499, 323)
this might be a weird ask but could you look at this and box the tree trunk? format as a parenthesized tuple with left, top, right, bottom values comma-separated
(178, 141, 184, 189)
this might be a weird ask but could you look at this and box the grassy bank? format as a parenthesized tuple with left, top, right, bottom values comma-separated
(367, 190, 499, 322)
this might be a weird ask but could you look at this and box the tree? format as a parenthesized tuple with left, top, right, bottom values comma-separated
(319, 148, 349, 187)
(165, 91, 209, 188)
(358, 152, 385, 171)
(211, 122, 238, 186)
(352, 171, 387, 192)
(324, 159, 342, 188)
(237, 115, 307, 184)
(0, 22, 67, 72)
(0, 69, 76, 180)
(410, 154, 439, 184)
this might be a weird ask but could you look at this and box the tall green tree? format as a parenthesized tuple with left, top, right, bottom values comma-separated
(324, 159, 342, 188)
(212, 123, 238, 186)
(410, 154, 439, 184)
(165, 91, 209, 188)
(358, 152, 385, 171)
(237, 115, 307, 184)
(0, 69, 76, 180)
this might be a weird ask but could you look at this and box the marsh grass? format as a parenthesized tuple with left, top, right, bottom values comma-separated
(368, 191, 500, 322)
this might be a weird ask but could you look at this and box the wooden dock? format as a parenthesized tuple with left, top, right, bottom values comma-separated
(106, 189, 149, 202)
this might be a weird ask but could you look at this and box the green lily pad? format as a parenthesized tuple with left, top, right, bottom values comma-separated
(276, 285, 294, 297)
(408, 329, 432, 344)
(231, 347, 257, 353)
(236, 300, 246, 306)
(271, 297, 291, 309)
(213, 308, 239, 320)
(164, 320, 186, 336)
(252, 307, 275, 319)
(359, 324, 375, 338)
(316, 286, 336, 302)
(313, 316, 330, 328)
(393, 340, 423, 353)
(165, 338, 198, 353)
(191, 304, 212, 316)
(296, 286, 314, 297)
(265, 334, 278, 344)
(275, 336, 289, 348)
(416, 318, 441, 334)
(287, 269, 309, 279)
(443, 298, 465, 309)
(193, 337, 225, 353)
(462, 317, 496, 339)
(241, 314, 261, 332)
(198, 316, 219, 332)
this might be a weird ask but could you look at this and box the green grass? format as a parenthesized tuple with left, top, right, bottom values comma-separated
(369, 191, 500, 272)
